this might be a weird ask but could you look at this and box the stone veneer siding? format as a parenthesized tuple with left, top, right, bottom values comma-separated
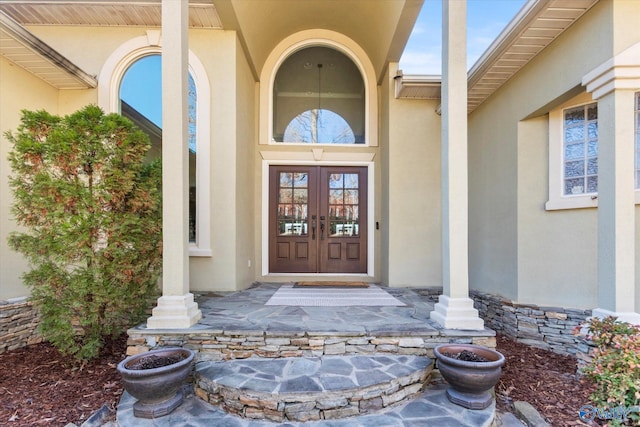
(0, 297, 42, 353)
(414, 287, 591, 357)
(125, 331, 497, 361)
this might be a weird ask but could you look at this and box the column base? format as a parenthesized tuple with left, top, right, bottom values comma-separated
(146, 293, 202, 329)
(430, 295, 485, 330)
(592, 308, 640, 325)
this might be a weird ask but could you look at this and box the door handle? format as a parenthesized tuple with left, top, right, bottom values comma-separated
(320, 216, 325, 240)
(311, 216, 316, 240)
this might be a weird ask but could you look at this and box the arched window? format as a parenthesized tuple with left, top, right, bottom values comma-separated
(99, 33, 211, 256)
(119, 54, 198, 242)
(273, 46, 365, 144)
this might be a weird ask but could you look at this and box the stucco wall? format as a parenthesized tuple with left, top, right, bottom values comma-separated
(385, 64, 442, 288)
(235, 36, 257, 289)
(188, 30, 244, 292)
(0, 57, 60, 299)
(1, 26, 258, 295)
(468, 0, 640, 310)
(468, 94, 518, 301)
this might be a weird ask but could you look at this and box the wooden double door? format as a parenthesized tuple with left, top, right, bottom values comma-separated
(269, 165, 367, 273)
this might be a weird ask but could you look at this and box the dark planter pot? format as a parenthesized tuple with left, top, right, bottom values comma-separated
(434, 344, 505, 410)
(117, 347, 195, 418)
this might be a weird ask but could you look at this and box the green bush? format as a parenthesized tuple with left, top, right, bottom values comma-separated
(5, 105, 162, 361)
(580, 316, 640, 426)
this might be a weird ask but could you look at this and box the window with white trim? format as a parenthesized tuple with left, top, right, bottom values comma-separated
(563, 103, 598, 196)
(546, 92, 599, 210)
(98, 34, 212, 256)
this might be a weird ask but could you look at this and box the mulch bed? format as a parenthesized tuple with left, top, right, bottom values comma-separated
(0, 336, 126, 426)
(0, 333, 598, 426)
(495, 334, 598, 426)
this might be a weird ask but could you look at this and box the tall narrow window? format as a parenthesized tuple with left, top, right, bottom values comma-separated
(119, 54, 198, 242)
(563, 103, 598, 195)
(273, 46, 364, 144)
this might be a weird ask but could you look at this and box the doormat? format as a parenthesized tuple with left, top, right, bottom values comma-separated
(265, 284, 405, 307)
(295, 281, 369, 288)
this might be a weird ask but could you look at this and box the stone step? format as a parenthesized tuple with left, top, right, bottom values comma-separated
(194, 354, 433, 423)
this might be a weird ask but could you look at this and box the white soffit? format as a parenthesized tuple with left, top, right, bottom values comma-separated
(394, 72, 441, 99)
(396, 0, 598, 110)
(0, 1, 222, 28)
(467, 0, 598, 112)
(0, 11, 96, 89)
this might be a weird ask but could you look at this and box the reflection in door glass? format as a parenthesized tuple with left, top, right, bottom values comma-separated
(277, 172, 308, 236)
(328, 173, 359, 237)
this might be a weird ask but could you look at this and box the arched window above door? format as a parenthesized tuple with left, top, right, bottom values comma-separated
(273, 46, 365, 144)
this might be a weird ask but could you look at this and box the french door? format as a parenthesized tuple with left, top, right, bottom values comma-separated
(269, 165, 367, 273)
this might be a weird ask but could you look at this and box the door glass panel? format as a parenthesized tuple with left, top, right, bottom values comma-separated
(328, 172, 360, 237)
(277, 172, 308, 236)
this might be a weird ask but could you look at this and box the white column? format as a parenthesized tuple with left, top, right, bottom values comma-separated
(582, 43, 640, 325)
(592, 90, 640, 324)
(147, 0, 201, 329)
(430, 0, 484, 330)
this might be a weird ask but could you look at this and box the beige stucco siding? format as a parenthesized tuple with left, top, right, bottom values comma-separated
(26, 26, 146, 78)
(188, 30, 244, 291)
(385, 64, 442, 288)
(1, 26, 254, 296)
(468, 0, 640, 309)
(516, 117, 598, 308)
(235, 36, 257, 289)
(0, 57, 60, 299)
(468, 94, 518, 301)
(612, 0, 640, 55)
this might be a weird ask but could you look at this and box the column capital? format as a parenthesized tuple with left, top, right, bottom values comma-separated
(582, 41, 640, 99)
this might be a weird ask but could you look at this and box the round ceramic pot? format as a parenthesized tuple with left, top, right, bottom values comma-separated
(117, 347, 195, 418)
(434, 344, 505, 410)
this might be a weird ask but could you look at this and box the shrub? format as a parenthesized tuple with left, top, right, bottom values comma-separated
(5, 105, 162, 361)
(580, 316, 640, 426)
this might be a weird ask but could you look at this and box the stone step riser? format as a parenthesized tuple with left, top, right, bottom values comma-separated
(194, 355, 433, 422)
(126, 331, 496, 361)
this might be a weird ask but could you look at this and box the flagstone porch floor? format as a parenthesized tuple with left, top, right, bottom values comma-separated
(125, 283, 496, 359)
(117, 283, 498, 426)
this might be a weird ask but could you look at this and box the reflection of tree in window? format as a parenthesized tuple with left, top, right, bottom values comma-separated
(284, 109, 355, 143)
(119, 54, 198, 242)
(273, 46, 365, 144)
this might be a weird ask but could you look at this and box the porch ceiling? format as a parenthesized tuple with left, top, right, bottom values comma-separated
(214, 0, 424, 83)
(0, 0, 422, 84)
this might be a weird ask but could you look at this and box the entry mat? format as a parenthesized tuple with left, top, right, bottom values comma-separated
(295, 281, 369, 288)
(265, 284, 406, 307)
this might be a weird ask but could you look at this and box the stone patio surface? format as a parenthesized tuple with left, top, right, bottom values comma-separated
(116, 383, 495, 427)
(195, 283, 441, 335)
(115, 283, 498, 426)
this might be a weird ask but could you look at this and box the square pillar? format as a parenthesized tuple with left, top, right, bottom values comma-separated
(430, 0, 484, 330)
(147, 0, 201, 329)
(592, 90, 639, 325)
(582, 43, 640, 325)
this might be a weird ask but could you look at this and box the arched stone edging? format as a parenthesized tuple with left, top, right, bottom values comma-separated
(194, 354, 433, 422)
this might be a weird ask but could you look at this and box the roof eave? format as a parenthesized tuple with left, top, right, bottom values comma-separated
(0, 11, 97, 89)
